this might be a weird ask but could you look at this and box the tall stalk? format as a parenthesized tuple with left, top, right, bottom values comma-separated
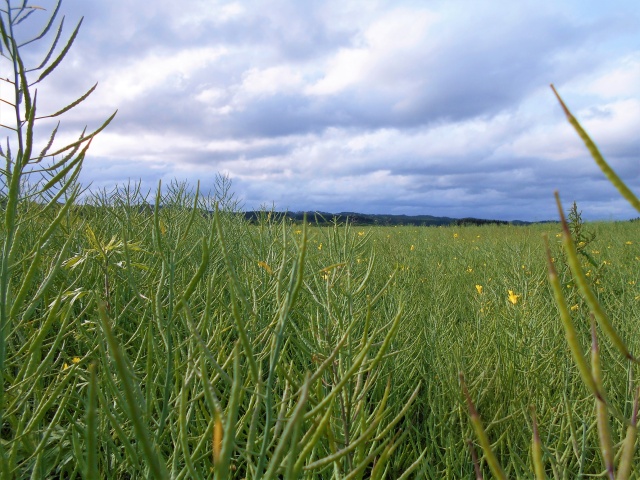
(463, 85, 640, 477)
(0, 0, 114, 470)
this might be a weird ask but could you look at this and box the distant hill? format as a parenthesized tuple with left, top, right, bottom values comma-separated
(242, 211, 536, 227)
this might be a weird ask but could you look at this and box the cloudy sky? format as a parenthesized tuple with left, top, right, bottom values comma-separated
(5, 0, 640, 220)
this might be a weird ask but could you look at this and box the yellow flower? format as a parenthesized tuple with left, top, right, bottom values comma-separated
(318, 243, 322, 251)
(570, 304, 579, 311)
(466, 267, 473, 273)
(294, 229, 302, 234)
(63, 363, 69, 370)
(626, 241, 633, 245)
(72, 357, 81, 364)
(475, 284, 483, 294)
(507, 290, 520, 305)
(555, 233, 562, 238)
(358, 231, 365, 236)
(410, 245, 415, 251)
(453, 233, 459, 239)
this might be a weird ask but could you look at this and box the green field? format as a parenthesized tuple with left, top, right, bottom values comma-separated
(1, 188, 639, 477)
(2, 1, 639, 477)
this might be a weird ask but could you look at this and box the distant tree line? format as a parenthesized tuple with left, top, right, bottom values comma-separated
(243, 211, 520, 227)
(453, 217, 509, 226)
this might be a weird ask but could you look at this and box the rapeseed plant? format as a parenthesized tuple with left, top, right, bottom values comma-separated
(5, 3, 640, 477)
(463, 84, 640, 478)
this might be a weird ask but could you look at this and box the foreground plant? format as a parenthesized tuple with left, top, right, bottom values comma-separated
(0, 0, 115, 475)
(0, 3, 426, 477)
(463, 85, 640, 477)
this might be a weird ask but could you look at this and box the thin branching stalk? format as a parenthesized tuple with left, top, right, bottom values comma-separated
(551, 84, 640, 213)
(460, 372, 507, 480)
(555, 192, 636, 363)
(591, 320, 615, 480)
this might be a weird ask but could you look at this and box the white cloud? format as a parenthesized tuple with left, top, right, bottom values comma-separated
(305, 8, 436, 95)
(583, 54, 640, 98)
(97, 47, 227, 105)
(239, 66, 305, 97)
(87, 131, 195, 162)
(498, 121, 586, 162)
(304, 48, 369, 95)
(173, 1, 246, 30)
(18, 0, 639, 220)
(580, 98, 640, 147)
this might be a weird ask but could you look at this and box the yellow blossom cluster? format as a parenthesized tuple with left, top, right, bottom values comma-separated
(63, 357, 81, 371)
(508, 290, 520, 305)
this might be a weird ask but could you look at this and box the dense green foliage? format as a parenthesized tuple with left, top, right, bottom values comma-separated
(2, 1, 639, 478)
(1, 188, 639, 477)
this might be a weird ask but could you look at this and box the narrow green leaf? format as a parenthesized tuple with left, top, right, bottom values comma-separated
(591, 321, 615, 480)
(617, 388, 639, 480)
(292, 399, 334, 474)
(86, 363, 99, 480)
(460, 372, 507, 480)
(531, 407, 547, 480)
(19, 0, 61, 49)
(264, 373, 310, 480)
(551, 85, 640, 213)
(179, 369, 202, 480)
(97, 301, 168, 479)
(31, 121, 59, 163)
(46, 109, 117, 158)
(35, 17, 83, 84)
(555, 192, 636, 362)
(37, 82, 97, 119)
(215, 343, 243, 480)
(543, 234, 601, 399)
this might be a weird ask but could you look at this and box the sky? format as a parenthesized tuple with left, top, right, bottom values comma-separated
(3, 0, 640, 221)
